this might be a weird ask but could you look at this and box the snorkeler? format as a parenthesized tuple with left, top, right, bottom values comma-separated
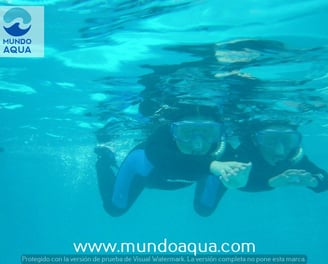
(95, 104, 251, 217)
(226, 122, 328, 193)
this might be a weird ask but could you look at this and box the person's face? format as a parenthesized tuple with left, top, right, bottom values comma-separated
(254, 126, 301, 166)
(171, 119, 222, 156)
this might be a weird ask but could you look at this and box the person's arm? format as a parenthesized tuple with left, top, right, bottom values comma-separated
(267, 156, 328, 192)
(297, 156, 328, 192)
(209, 144, 252, 189)
(209, 160, 252, 188)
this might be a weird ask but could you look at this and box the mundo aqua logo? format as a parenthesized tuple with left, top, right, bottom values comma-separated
(0, 6, 44, 57)
(3, 7, 32, 37)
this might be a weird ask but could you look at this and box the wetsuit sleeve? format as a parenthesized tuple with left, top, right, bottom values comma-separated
(296, 156, 328, 193)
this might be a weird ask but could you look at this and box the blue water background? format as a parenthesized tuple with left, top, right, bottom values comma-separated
(1, 0, 328, 263)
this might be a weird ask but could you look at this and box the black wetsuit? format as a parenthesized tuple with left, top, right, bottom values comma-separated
(234, 138, 328, 193)
(96, 124, 235, 217)
(96, 128, 328, 218)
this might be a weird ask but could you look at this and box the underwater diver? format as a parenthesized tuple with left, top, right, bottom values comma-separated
(225, 122, 328, 193)
(95, 104, 251, 217)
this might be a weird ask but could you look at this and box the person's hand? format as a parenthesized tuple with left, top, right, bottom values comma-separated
(268, 169, 318, 188)
(210, 161, 252, 189)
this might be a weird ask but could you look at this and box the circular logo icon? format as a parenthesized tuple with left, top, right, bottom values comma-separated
(3, 7, 32, 37)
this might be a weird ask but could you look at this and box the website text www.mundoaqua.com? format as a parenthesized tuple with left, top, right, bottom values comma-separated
(73, 238, 256, 256)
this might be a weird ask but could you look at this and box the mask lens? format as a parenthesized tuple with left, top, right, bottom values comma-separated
(256, 129, 301, 153)
(171, 121, 222, 144)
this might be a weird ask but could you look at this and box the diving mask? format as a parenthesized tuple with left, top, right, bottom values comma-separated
(171, 120, 223, 144)
(255, 128, 302, 154)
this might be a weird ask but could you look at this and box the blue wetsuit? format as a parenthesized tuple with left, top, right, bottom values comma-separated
(96, 124, 235, 217)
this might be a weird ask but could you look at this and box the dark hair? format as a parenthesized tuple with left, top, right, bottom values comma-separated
(251, 120, 298, 132)
(238, 119, 299, 142)
(161, 103, 223, 123)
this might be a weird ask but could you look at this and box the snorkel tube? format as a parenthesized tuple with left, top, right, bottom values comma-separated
(211, 137, 226, 159)
(289, 147, 304, 164)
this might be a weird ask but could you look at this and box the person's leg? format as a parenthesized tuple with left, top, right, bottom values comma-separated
(95, 147, 153, 217)
(95, 146, 123, 216)
(194, 174, 227, 217)
(96, 155, 122, 216)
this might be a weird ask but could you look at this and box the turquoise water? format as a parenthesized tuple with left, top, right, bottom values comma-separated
(1, 0, 328, 263)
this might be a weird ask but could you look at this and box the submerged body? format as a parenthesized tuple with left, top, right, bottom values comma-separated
(96, 118, 250, 217)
